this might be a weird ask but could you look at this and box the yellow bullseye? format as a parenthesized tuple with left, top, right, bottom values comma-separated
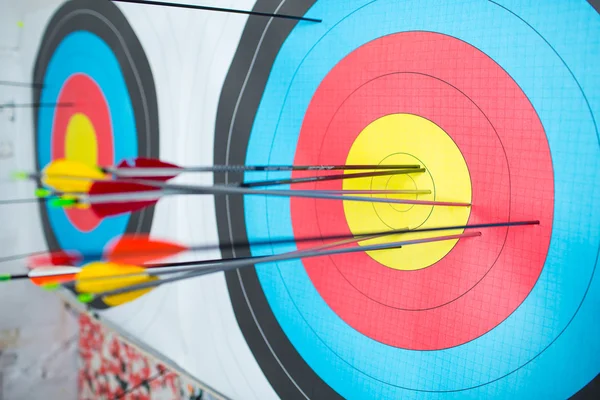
(384, 173, 418, 212)
(41, 113, 102, 199)
(343, 114, 472, 271)
(65, 113, 98, 166)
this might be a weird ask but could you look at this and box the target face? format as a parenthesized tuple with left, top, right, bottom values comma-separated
(215, 0, 599, 399)
(33, 0, 159, 256)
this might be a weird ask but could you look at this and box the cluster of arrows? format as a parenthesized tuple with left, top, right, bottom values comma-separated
(0, 157, 538, 307)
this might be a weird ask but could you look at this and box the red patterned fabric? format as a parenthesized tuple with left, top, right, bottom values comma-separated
(78, 314, 207, 400)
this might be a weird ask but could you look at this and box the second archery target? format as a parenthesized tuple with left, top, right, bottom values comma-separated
(33, 0, 159, 255)
(215, 0, 600, 399)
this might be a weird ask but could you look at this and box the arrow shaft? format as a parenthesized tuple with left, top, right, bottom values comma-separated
(241, 168, 425, 188)
(0, 102, 74, 109)
(85, 232, 481, 298)
(162, 220, 537, 262)
(152, 232, 479, 276)
(29, 166, 425, 192)
(97, 176, 470, 207)
(111, 0, 322, 22)
(67, 230, 397, 287)
(0, 273, 28, 281)
(19, 220, 539, 269)
(0, 198, 47, 205)
(0, 80, 44, 88)
(0, 250, 47, 264)
(78, 188, 432, 204)
(108, 164, 422, 176)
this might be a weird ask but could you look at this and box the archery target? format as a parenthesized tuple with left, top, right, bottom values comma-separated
(215, 0, 600, 399)
(33, 0, 159, 258)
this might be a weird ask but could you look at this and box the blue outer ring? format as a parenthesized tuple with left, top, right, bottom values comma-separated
(243, 0, 600, 398)
(37, 31, 137, 254)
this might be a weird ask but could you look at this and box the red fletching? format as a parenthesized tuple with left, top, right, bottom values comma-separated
(91, 201, 156, 218)
(104, 234, 188, 264)
(27, 251, 82, 269)
(116, 157, 181, 181)
(89, 181, 158, 195)
(88, 181, 159, 218)
(28, 266, 81, 286)
(30, 273, 78, 286)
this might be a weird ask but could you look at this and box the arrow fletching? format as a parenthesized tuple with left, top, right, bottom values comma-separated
(75, 262, 158, 307)
(42, 159, 107, 193)
(29, 266, 81, 286)
(115, 158, 181, 181)
(27, 250, 82, 269)
(104, 234, 188, 264)
(88, 181, 160, 218)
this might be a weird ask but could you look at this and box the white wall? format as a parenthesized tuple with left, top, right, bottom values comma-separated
(1, 0, 281, 399)
(0, 3, 78, 399)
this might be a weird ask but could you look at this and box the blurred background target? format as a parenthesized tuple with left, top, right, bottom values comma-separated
(33, 0, 159, 255)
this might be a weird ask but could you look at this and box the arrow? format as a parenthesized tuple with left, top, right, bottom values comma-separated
(111, 0, 323, 23)
(47, 179, 467, 219)
(1, 261, 155, 306)
(0, 80, 44, 88)
(36, 229, 467, 301)
(0, 198, 50, 205)
(0, 266, 81, 286)
(2, 220, 539, 267)
(99, 176, 468, 206)
(13, 159, 108, 193)
(0, 102, 74, 109)
(76, 231, 483, 303)
(48, 179, 439, 218)
(17, 159, 423, 189)
(0, 188, 73, 205)
(29, 218, 541, 306)
(104, 157, 422, 180)
(239, 168, 425, 188)
(74, 262, 157, 307)
(27, 250, 83, 269)
(0, 187, 430, 206)
(38, 227, 401, 306)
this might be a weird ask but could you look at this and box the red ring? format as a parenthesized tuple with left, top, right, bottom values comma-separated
(299, 73, 509, 309)
(52, 73, 113, 232)
(290, 32, 553, 350)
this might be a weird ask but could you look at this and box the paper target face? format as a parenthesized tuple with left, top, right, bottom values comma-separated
(33, 0, 159, 259)
(215, 1, 600, 399)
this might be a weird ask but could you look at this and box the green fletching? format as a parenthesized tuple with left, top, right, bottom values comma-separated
(11, 171, 29, 181)
(41, 283, 60, 291)
(35, 188, 52, 198)
(0, 274, 11, 282)
(77, 293, 95, 303)
(50, 197, 77, 208)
